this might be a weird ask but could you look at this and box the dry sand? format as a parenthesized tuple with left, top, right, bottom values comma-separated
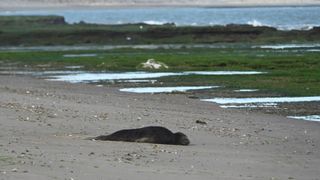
(1, 0, 320, 9)
(0, 74, 319, 180)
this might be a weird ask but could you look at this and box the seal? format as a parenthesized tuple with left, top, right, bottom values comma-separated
(92, 126, 190, 145)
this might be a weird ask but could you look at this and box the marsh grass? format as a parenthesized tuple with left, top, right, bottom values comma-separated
(1, 47, 319, 96)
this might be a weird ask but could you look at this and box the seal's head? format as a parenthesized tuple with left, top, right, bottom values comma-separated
(174, 132, 190, 145)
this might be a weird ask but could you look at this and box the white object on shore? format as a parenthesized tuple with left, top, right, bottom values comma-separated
(119, 86, 218, 93)
(287, 115, 320, 122)
(141, 59, 169, 69)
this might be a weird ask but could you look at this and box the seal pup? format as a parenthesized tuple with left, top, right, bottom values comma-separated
(92, 126, 190, 146)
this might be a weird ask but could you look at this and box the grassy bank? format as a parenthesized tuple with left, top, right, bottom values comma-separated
(1, 16, 320, 46)
(1, 47, 319, 96)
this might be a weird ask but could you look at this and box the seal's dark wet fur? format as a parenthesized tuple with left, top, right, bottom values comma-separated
(93, 126, 190, 145)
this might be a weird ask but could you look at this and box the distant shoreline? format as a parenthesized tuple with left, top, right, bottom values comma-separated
(1, 1, 320, 11)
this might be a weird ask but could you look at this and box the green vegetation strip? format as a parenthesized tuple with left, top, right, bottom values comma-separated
(1, 47, 319, 96)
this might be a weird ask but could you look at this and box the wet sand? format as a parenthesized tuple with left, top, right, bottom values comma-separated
(0, 74, 319, 180)
(1, 0, 320, 9)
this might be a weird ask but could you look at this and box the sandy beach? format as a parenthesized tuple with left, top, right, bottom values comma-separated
(1, 0, 320, 9)
(0, 74, 319, 180)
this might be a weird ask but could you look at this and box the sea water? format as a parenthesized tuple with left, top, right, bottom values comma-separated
(1, 6, 320, 30)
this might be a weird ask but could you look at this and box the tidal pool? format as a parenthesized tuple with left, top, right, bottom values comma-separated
(48, 71, 265, 83)
(233, 89, 259, 92)
(64, 66, 85, 69)
(220, 103, 277, 108)
(202, 97, 320, 122)
(201, 96, 320, 104)
(63, 54, 97, 58)
(117, 79, 157, 83)
(287, 115, 320, 122)
(119, 86, 218, 93)
(255, 44, 320, 49)
(306, 49, 320, 52)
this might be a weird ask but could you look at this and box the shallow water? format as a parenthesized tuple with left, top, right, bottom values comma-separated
(48, 72, 179, 83)
(48, 71, 265, 83)
(201, 96, 320, 104)
(255, 44, 320, 49)
(307, 49, 320, 52)
(63, 54, 97, 58)
(1, 6, 320, 30)
(119, 86, 218, 93)
(287, 115, 320, 122)
(220, 103, 277, 109)
(233, 89, 259, 92)
(64, 66, 84, 69)
(186, 71, 265, 75)
(117, 79, 157, 83)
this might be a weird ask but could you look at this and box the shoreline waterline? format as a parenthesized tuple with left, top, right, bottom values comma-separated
(1, 6, 320, 30)
(47, 71, 266, 83)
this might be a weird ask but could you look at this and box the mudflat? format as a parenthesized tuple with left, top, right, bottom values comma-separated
(0, 74, 319, 180)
